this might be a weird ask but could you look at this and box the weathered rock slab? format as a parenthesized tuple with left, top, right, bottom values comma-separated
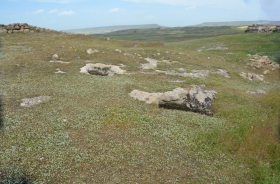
(20, 96, 51, 107)
(130, 85, 217, 115)
(80, 63, 126, 76)
(129, 90, 163, 104)
(158, 85, 217, 115)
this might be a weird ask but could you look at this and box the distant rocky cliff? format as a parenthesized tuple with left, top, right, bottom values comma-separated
(0, 23, 56, 34)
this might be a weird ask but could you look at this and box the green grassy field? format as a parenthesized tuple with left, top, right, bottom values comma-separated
(94, 26, 247, 42)
(0, 31, 280, 183)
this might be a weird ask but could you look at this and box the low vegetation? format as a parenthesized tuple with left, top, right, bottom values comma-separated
(94, 26, 247, 42)
(0, 30, 279, 183)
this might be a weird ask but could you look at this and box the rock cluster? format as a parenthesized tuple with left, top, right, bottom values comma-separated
(248, 54, 279, 69)
(0, 23, 55, 34)
(240, 72, 264, 82)
(129, 85, 217, 116)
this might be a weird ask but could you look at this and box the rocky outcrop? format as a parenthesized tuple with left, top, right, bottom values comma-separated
(247, 54, 279, 69)
(240, 72, 264, 82)
(158, 85, 217, 115)
(129, 85, 217, 116)
(80, 63, 126, 76)
(0, 23, 56, 34)
(20, 96, 51, 107)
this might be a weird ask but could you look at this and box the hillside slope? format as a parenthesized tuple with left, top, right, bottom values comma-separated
(93, 26, 248, 42)
(195, 20, 280, 26)
(64, 24, 162, 34)
(0, 30, 280, 183)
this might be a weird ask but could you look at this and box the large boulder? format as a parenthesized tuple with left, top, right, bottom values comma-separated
(130, 85, 217, 116)
(158, 85, 217, 115)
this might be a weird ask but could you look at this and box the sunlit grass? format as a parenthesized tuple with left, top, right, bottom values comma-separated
(0, 31, 279, 183)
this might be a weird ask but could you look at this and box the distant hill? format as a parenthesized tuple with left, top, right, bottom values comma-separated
(195, 20, 280, 26)
(64, 24, 162, 35)
(93, 26, 247, 43)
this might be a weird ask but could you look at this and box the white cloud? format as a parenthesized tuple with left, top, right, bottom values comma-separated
(32, 9, 45, 14)
(49, 9, 58, 14)
(59, 11, 75, 16)
(110, 8, 121, 13)
(32, 0, 86, 4)
(123, 0, 245, 8)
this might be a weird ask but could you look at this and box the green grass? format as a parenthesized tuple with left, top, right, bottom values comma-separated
(0, 31, 280, 183)
(94, 26, 247, 42)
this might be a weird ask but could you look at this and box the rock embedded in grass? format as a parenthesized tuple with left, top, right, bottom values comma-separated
(87, 48, 99, 54)
(20, 96, 51, 107)
(246, 90, 266, 95)
(158, 85, 217, 116)
(130, 85, 217, 116)
(80, 63, 126, 76)
(52, 54, 59, 60)
(240, 72, 264, 82)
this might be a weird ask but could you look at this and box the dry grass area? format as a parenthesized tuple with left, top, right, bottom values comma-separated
(0, 31, 280, 183)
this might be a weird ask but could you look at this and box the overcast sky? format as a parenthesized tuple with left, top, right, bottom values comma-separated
(0, 0, 279, 30)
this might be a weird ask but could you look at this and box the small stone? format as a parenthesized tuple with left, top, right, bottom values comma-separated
(52, 54, 59, 60)
(115, 49, 122, 53)
(263, 70, 270, 75)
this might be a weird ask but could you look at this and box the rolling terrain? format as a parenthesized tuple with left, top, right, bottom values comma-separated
(64, 24, 162, 35)
(93, 26, 248, 42)
(0, 28, 280, 183)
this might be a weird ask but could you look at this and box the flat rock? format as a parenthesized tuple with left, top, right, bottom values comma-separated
(80, 63, 126, 76)
(246, 90, 266, 95)
(49, 60, 70, 64)
(142, 58, 159, 69)
(20, 96, 51, 107)
(129, 90, 163, 104)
